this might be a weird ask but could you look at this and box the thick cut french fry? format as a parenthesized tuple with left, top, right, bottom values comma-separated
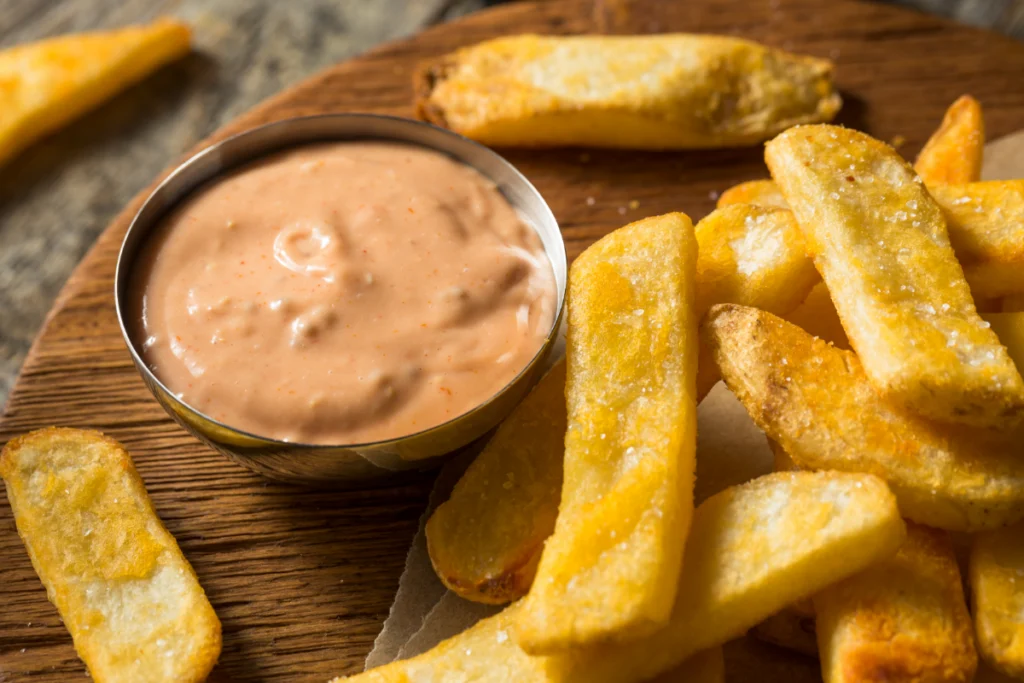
(426, 204, 831, 607)
(695, 204, 821, 317)
(815, 523, 977, 683)
(971, 521, 1024, 679)
(337, 471, 904, 683)
(0, 18, 190, 167)
(705, 304, 1024, 531)
(783, 282, 850, 349)
(914, 95, 985, 186)
(985, 312, 1024, 371)
(415, 34, 840, 149)
(426, 359, 566, 604)
(930, 181, 1024, 299)
(716, 179, 789, 209)
(766, 124, 1024, 427)
(518, 213, 699, 652)
(0, 428, 221, 683)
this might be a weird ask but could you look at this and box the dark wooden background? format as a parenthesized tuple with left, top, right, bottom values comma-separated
(1, 1, 1024, 681)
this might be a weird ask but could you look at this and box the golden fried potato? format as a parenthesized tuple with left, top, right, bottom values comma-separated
(985, 312, 1024, 371)
(426, 359, 566, 604)
(930, 181, 1024, 299)
(0, 428, 221, 683)
(0, 18, 190, 167)
(783, 282, 850, 349)
(705, 304, 1024, 531)
(518, 213, 699, 652)
(815, 523, 977, 683)
(415, 34, 840, 149)
(766, 124, 1024, 427)
(914, 95, 984, 186)
(971, 521, 1024, 679)
(338, 471, 903, 683)
(695, 204, 821, 317)
(716, 179, 789, 209)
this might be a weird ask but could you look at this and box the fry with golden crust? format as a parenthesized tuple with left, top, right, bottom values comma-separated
(0, 18, 190, 167)
(716, 179, 789, 209)
(985, 312, 1024, 371)
(337, 471, 904, 683)
(766, 124, 1024, 427)
(815, 523, 977, 683)
(426, 359, 566, 605)
(415, 34, 840, 149)
(914, 95, 984, 186)
(705, 304, 1024, 531)
(0, 428, 221, 683)
(518, 213, 699, 652)
(931, 181, 1024, 299)
(971, 522, 1024, 679)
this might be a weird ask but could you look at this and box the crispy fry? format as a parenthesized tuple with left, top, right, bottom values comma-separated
(426, 359, 566, 604)
(914, 95, 985, 186)
(0, 18, 190, 167)
(971, 521, 1024, 679)
(415, 34, 840, 148)
(716, 180, 789, 209)
(427, 205, 829, 607)
(339, 471, 904, 683)
(0, 428, 220, 683)
(695, 204, 821, 317)
(518, 213, 698, 652)
(815, 523, 977, 683)
(705, 304, 1024, 531)
(930, 181, 1024, 299)
(766, 124, 1024, 427)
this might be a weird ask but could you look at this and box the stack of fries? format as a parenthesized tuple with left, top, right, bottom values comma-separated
(342, 96, 1024, 683)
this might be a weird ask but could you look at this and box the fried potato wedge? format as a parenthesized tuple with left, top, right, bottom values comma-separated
(426, 359, 566, 604)
(716, 179, 789, 209)
(415, 34, 840, 149)
(783, 282, 850, 349)
(339, 472, 903, 683)
(0, 18, 190, 167)
(815, 523, 977, 683)
(930, 181, 1024, 299)
(705, 304, 1024, 531)
(518, 213, 699, 652)
(0, 428, 220, 683)
(914, 95, 984, 186)
(695, 204, 821, 318)
(971, 521, 1024, 679)
(766, 124, 1024, 427)
(985, 312, 1024, 371)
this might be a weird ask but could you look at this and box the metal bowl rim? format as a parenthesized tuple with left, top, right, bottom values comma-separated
(114, 112, 566, 452)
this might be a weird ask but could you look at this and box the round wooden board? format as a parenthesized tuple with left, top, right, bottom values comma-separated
(3, 0, 1024, 680)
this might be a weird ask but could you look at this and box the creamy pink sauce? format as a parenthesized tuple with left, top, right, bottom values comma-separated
(131, 142, 556, 445)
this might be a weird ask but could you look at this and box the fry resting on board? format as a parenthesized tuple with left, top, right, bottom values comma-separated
(0, 18, 190, 168)
(415, 34, 840, 148)
(705, 304, 1024, 531)
(0, 428, 221, 683)
(518, 213, 699, 652)
(338, 471, 904, 683)
(766, 124, 1024, 427)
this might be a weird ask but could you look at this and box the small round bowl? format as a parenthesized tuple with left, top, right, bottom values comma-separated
(115, 114, 566, 486)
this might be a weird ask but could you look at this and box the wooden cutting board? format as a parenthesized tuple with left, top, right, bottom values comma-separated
(2, 0, 1024, 680)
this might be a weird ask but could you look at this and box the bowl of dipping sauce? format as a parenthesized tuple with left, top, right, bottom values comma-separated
(115, 114, 565, 485)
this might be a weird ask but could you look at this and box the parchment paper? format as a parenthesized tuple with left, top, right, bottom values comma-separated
(364, 131, 1024, 680)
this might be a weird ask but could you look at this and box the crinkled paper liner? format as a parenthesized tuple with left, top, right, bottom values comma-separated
(364, 132, 1024, 681)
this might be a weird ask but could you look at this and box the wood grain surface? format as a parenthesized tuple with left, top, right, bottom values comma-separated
(3, 0, 1024, 680)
